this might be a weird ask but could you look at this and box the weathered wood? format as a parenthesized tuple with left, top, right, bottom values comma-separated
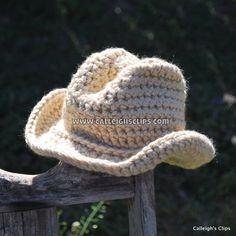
(0, 162, 158, 235)
(0, 162, 134, 209)
(128, 170, 157, 236)
(0, 207, 58, 236)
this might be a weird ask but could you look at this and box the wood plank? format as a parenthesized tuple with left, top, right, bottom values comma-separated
(0, 207, 58, 236)
(128, 170, 157, 236)
(0, 162, 134, 210)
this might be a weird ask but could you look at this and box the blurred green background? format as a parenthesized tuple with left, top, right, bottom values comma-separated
(0, 0, 235, 235)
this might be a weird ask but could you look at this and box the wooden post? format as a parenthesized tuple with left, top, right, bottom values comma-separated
(0, 207, 58, 236)
(0, 162, 157, 236)
(128, 170, 157, 236)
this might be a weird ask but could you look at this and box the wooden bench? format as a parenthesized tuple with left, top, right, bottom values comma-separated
(0, 162, 157, 235)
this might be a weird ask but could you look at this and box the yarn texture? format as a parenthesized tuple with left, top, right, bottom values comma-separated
(25, 48, 215, 176)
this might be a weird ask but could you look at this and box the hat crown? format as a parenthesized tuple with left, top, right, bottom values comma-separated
(62, 48, 187, 149)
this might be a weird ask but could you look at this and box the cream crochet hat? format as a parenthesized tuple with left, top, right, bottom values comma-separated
(25, 48, 215, 176)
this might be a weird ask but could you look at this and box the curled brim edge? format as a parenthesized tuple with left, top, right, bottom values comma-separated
(25, 89, 216, 176)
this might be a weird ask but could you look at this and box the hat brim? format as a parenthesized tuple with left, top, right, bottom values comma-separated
(25, 89, 215, 176)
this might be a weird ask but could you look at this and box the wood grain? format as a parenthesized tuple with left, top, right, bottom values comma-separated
(0, 207, 58, 236)
(0, 162, 134, 211)
(128, 170, 157, 236)
(0, 162, 158, 236)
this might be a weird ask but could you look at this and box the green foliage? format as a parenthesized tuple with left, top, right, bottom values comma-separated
(59, 202, 106, 236)
(0, 0, 235, 235)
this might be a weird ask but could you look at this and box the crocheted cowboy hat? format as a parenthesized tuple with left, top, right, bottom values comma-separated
(25, 48, 215, 176)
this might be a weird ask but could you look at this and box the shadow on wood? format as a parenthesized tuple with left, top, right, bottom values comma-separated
(0, 162, 134, 210)
(0, 162, 157, 236)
